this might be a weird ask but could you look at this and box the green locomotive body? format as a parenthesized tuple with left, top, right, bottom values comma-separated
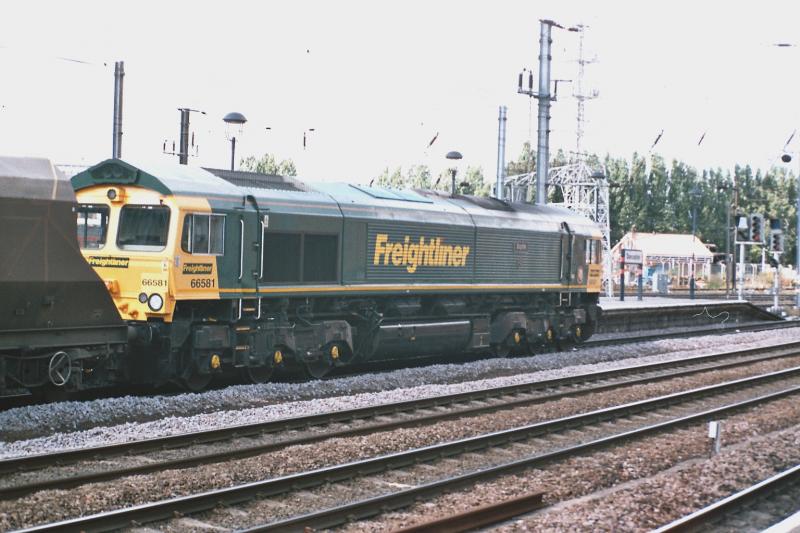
(70, 159, 603, 389)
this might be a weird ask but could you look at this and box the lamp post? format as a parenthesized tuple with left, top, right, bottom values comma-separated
(223, 112, 247, 171)
(690, 183, 701, 300)
(716, 183, 736, 298)
(446, 151, 463, 196)
(781, 151, 800, 307)
(773, 43, 800, 308)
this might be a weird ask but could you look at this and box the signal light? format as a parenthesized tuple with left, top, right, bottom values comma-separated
(735, 214, 749, 243)
(749, 213, 764, 244)
(771, 232, 785, 253)
(769, 218, 784, 253)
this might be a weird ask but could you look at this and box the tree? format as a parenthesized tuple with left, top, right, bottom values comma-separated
(461, 166, 491, 196)
(506, 141, 535, 177)
(240, 153, 297, 176)
(373, 167, 404, 188)
(371, 164, 490, 197)
(430, 166, 490, 196)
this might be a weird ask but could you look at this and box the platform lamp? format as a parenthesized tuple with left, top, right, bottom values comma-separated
(223, 112, 247, 171)
(781, 151, 800, 308)
(446, 151, 463, 196)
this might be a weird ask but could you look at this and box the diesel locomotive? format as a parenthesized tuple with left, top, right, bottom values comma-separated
(1, 156, 603, 394)
(68, 158, 603, 391)
(0, 156, 126, 395)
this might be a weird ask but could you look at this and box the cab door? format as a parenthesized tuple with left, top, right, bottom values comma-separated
(560, 222, 573, 285)
(235, 196, 261, 297)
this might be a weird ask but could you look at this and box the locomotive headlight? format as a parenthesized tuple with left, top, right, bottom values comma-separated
(147, 293, 164, 312)
(106, 187, 124, 202)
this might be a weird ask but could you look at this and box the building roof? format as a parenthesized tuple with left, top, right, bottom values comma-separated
(611, 232, 714, 260)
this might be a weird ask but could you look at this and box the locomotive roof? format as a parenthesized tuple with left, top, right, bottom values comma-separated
(0, 155, 75, 202)
(72, 159, 601, 238)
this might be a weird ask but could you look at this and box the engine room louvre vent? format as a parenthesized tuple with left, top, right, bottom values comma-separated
(204, 168, 311, 192)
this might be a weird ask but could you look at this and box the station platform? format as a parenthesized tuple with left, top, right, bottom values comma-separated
(599, 296, 743, 310)
(595, 297, 781, 335)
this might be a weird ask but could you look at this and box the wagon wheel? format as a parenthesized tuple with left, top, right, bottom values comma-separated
(48, 351, 72, 387)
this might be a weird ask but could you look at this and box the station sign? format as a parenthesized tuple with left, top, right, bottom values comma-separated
(622, 249, 643, 265)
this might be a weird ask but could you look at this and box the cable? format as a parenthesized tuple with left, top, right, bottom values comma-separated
(691, 306, 730, 325)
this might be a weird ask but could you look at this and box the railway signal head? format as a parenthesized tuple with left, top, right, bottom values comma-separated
(749, 213, 764, 244)
(735, 214, 749, 243)
(769, 218, 784, 252)
(771, 232, 784, 253)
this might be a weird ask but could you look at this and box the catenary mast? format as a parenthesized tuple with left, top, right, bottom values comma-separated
(547, 25, 613, 296)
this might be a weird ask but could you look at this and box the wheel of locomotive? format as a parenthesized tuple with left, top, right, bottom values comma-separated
(242, 346, 285, 384)
(304, 342, 348, 379)
(493, 344, 511, 358)
(243, 365, 274, 384)
(582, 316, 597, 340)
(182, 367, 213, 392)
(541, 326, 558, 352)
(305, 355, 333, 379)
(180, 350, 220, 392)
(513, 329, 531, 356)
(570, 323, 586, 344)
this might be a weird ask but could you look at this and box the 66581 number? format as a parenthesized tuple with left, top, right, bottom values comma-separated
(190, 278, 215, 289)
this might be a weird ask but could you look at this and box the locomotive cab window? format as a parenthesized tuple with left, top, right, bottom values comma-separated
(181, 214, 225, 255)
(117, 205, 170, 251)
(75, 204, 109, 249)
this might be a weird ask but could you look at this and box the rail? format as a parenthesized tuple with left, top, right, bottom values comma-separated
(15, 367, 800, 532)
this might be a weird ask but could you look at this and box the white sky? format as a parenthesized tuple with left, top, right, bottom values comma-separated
(2, 1, 800, 183)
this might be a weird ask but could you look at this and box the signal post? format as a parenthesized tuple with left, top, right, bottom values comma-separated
(734, 213, 783, 308)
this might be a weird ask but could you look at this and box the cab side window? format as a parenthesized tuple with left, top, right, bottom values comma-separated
(181, 214, 225, 255)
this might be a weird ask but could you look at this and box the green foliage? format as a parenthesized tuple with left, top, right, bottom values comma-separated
(373, 165, 491, 197)
(240, 153, 297, 176)
(501, 143, 798, 266)
(506, 141, 535, 177)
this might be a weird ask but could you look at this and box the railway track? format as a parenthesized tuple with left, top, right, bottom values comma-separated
(655, 463, 800, 533)
(10, 351, 800, 531)
(4, 340, 800, 500)
(2, 319, 797, 412)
